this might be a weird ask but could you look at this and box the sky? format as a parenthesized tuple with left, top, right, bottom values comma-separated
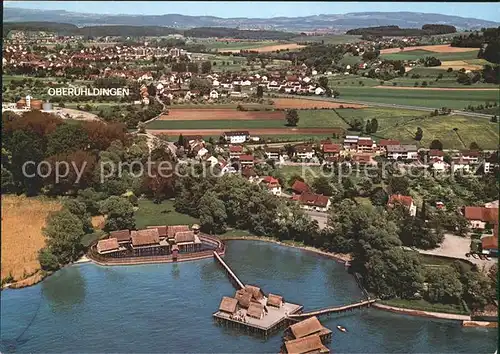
(4, 1, 500, 22)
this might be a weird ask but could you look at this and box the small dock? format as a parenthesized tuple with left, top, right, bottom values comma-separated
(288, 299, 377, 320)
(213, 251, 302, 336)
(213, 251, 244, 289)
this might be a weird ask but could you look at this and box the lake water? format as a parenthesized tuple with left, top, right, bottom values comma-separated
(1, 240, 497, 353)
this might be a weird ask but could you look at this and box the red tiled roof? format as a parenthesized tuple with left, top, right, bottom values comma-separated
(429, 149, 445, 157)
(299, 192, 330, 208)
(461, 150, 481, 157)
(322, 144, 341, 153)
(109, 229, 131, 243)
(291, 180, 311, 194)
(167, 225, 190, 238)
(464, 207, 499, 223)
(229, 145, 243, 153)
(353, 154, 373, 164)
(388, 194, 414, 207)
(357, 138, 373, 146)
(482, 236, 498, 250)
(241, 167, 257, 178)
(379, 139, 400, 147)
(239, 154, 254, 161)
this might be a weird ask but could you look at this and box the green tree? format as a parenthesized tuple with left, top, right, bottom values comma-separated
(425, 267, 463, 303)
(429, 139, 443, 150)
(199, 191, 228, 234)
(469, 141, 480, 150)
(414, 127, 423, 141)
(256, 85, 264, 98)
(371, 118, 378, 133)
(38, 247, 60, 271)
(99, 196, 135, 232)
(388, 176, 410, 195)
(63, 199, 93, 233)
(189, 77, 212, 95)
(285, 109, 299, 126)
(365, 120, 372, 134)
(482, 41, 500, 64)
(46, 124, 90, 157)
(312, 176, 333, 196)
(43, 209, 85, 264)
(370, 187, 388, 206)
(201, 61, 212, 74)
(318, 76, 329, 88)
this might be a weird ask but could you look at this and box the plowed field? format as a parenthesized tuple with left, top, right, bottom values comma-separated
(159, 109, 286, 121)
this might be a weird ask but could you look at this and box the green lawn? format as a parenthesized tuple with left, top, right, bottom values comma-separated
(291, 34, 361, 44)
(380, 298, 469, 315)
(419, 254, 473, 271)
(202, 40, 281, 50)
(378, 115, 499, 150)
(297, 110, 350, 128)
(329, 76, 380, 87)
(134, 199, 199, 229)
(380, 50, 480, 61)
(336, 86, 498, 109)
(278, 165, 323, 185)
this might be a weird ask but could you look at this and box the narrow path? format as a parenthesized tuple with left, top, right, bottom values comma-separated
(288, 299, 377, 319)
(213, 251, 245, 290)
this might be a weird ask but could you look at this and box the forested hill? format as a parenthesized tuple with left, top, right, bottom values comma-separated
(346, 24, 457, 37)
(3, 22, 296, 40)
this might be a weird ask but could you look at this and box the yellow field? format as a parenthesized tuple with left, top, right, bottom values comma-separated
(1, 195, 61, 282)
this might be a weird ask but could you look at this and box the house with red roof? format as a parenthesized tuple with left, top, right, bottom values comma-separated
(387, 194, 417, 216)
(229, 145, 244, 159)
(322, 144, 341, 159)
(293, 192, 331, 212)
(239, 154, 255, 167)
(463, 206, 499, 230)
(260, 176, 282, 196)
(291, 180, 311, 194)
(429, 149, 445, 161)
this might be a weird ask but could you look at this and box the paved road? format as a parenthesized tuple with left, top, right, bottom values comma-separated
(305, 210, 329, 229)
(275, 94, 495, 119)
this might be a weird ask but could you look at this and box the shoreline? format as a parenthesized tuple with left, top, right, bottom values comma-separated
(219, 235, 352, 263)
(372, 302, 471, 322)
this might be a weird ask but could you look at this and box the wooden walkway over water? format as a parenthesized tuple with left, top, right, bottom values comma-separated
(288, 299, 377, 320)
(213, 251, 245, 290)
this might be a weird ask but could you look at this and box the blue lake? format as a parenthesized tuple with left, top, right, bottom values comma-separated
(1, 240, 497, 353)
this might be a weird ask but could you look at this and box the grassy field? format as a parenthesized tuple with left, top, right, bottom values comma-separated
(380, 50, 480, 61)
(291, 34, 361, 44)
(419, 254, 473, 271)
(134, 199, 199, 229)
(297, 110, 351, 128)
(1, 195, 61, 282)
(378, 114, 499, 150)
(278, 165, 323, 185)
(200, 40, 281, 50)
(147, 119, 286, 130)
(335, 87, 498, 109)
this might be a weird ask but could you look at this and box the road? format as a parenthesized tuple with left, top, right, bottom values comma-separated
(275, 94, 495, 119)
(305, 210, 329, 229)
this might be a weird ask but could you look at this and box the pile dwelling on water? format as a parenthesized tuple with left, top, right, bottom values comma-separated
(213, 284, 303, 336)
(281, 316, 332, 354)
(95, 224, 208, 258)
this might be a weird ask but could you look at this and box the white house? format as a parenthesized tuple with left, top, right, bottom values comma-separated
(223, 131, 250, 144)
(241, 80, 252, 86)
(197, 147, 209, 159)
(209, 90, 219, 99)
(430, 158, 449, 172)
(212, 79, 220, 87)
(388, 195, 417, 217)
(295, 145, 315, 160)
(386, 145, 418, 160)
(311, 70, 318, 76)
(314, 87, 325, 95)
(260, 176, 282, 196)
(293, 192, 331, 212)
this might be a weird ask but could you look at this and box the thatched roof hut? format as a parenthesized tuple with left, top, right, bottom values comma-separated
(267, 293, 283, 308)
(97, 238, 120, 254)
(284, 334, 329, 354)
(219, 296, 238, 314)
(245, 284, 264, 300)
(288, 316, 325, 339)
(131, 229, 160, 248)
(167, 225, 190, 239)
(247, 302, 265, 320)
(109, 229, 131, 243)
(147, 225, 167, 239)
(174, 230, 195, 244)
(235, 289, 253, 308)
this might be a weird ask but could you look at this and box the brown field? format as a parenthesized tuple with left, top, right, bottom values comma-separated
(1, 195, 61, 282)
(436, 60, 483, 71)
(221, 43, 306, 53)
(149, 127, 344, 136)
(373, 85, 498, 91)
(380, 44, 480, 54)
(159, 109, 286, 121)
(272, 98, 365, 109)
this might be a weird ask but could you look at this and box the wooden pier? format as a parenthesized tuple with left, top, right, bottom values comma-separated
(213, 251, 245, 290)
(288, 299, 377, 320)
